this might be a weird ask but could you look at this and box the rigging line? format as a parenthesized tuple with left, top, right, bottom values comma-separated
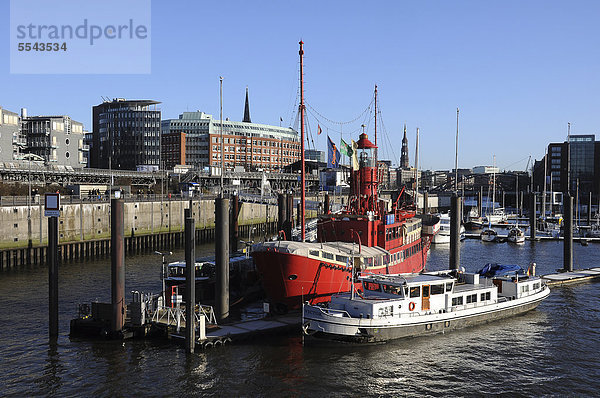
(305, 106, 339, 133)
(305, 112, 315, 151)
(292, 104, 300, 133)
(305, 95, 374, 126)
(286, 61, 301, 128)
(501, 156, 531, 171)
(378, 111, 398, 165)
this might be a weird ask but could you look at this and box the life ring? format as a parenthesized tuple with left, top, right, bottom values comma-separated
(408, 302, 416, 311)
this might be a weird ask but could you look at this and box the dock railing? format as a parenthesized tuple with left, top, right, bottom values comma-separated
(151, 303, 217, 332)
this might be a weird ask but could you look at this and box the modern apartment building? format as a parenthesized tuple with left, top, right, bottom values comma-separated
(21, 112, 88, 167)
(91, 99, 161, 170)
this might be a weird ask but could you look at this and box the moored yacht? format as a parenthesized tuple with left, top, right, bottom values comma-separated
(302, 264, 549, 343)
(507, 226, 526, 244)
(480, 228, 498, 242)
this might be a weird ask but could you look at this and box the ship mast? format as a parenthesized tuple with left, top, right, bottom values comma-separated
(374, 85, 378, 202)
(299, 41, 306, 242)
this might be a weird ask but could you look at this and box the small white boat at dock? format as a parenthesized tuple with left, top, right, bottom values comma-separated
(302, 264, 549, 343)
(480, 228, 498, 242)
(507, 226, 526, 244)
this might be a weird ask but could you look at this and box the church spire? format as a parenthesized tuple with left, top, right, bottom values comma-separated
(401, 124, 409, 168)
(243, 87, 251, 123)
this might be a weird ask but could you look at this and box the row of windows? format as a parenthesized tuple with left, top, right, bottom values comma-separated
(210, 136, 300, 148)
(451, 291, 491, 306)
(211, 154, 297, 162)
(403, 242, 422, 260)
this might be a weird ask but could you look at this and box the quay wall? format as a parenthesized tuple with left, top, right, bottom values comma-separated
(0, 198, 319, 268)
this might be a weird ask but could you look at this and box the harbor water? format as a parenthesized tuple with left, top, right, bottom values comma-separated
(1, 240, 599, 396)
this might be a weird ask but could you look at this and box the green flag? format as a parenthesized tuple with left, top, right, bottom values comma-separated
(340, 138, 353, 157)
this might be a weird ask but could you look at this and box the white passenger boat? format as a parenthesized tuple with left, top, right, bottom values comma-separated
(302, 264, 549, 343)
(507, 226, 526, 244)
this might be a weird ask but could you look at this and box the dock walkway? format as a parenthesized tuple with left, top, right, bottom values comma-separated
(206, 313, 300, 341)
(542, 268, 600, 286)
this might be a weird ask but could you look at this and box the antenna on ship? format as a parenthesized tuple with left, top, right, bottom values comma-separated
(299, 40, 306, 242)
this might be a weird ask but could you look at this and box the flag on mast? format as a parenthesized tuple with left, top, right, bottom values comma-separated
(340, 138, 352, 157)
(317, 125, 322, 135)
(327, 135, 340, 168)
(350, 139, 359, 171)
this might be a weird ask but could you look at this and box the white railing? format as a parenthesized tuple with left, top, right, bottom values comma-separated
(151, 303, 217, 332)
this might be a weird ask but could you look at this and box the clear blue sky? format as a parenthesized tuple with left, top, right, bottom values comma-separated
(2, 0, 599, 171)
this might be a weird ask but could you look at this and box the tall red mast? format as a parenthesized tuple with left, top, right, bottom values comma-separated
(299, 41, 306, 242)
(374, 84, 378, 202)
(374, 84, 377, 147)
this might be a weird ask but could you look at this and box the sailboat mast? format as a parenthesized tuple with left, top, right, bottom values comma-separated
(415, 128, 420, 211)
(299, 41, 306, 242)
(492, 155, 496, 212)
(515, 173, 519, 228)
(542, 148, 547, 220)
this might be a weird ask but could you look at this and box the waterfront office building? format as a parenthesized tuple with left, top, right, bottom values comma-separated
(305, 149, 325, 163)
(534, 135, 600, 198)
(0, 106, 24, 162)
(161, 112, 300, 172)
(91, 99, 161, 170)
(21, 112, 88, 168)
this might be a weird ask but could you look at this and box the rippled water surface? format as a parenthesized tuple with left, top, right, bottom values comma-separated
(1, 239, 599, 397)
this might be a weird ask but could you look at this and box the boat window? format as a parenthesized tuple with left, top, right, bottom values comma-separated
(480, 291, 491, 301)
(431, 284, 444, 295)
(322, 252, 334, 260)
(422, 285, 430, 297)
(466, 294, 477, 304)
(520, 285, 530, 293)
(336, 255, 348, 264)
(309, 250, 320, 257)
(383, 285, 402, 295)
(364, 282, 381, 292)
(452, 296, 463, 306)
(445, 282, 453, 292)
(409, 286, 420, 298)
(533, 282, 540, 290)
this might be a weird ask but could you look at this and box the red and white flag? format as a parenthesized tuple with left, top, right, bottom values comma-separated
(317, 124, 322, 135)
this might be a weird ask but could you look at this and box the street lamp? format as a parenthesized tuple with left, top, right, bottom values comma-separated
(23, 152, 44, 248)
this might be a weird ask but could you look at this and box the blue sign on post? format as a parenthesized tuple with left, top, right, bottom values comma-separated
(44, 193, 60, 217)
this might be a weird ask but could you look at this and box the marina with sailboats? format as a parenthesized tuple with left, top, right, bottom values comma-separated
(4, 0, 600, 394)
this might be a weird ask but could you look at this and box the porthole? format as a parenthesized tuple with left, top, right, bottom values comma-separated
(65, 151, 70, 158)
(66, 138, 70, 145)
(288, 274, 298, 280)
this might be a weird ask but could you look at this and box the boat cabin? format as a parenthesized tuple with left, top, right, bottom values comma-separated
(326, 270, 543, 320)
(166, 261, 214, 280)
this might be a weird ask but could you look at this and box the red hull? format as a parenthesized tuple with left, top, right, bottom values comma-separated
(253, 242, 428, 311)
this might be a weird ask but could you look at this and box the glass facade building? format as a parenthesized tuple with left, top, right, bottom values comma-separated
(91, 99, 161, 170)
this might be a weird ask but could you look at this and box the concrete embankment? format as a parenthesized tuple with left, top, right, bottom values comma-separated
(0, 197, 318, 268)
